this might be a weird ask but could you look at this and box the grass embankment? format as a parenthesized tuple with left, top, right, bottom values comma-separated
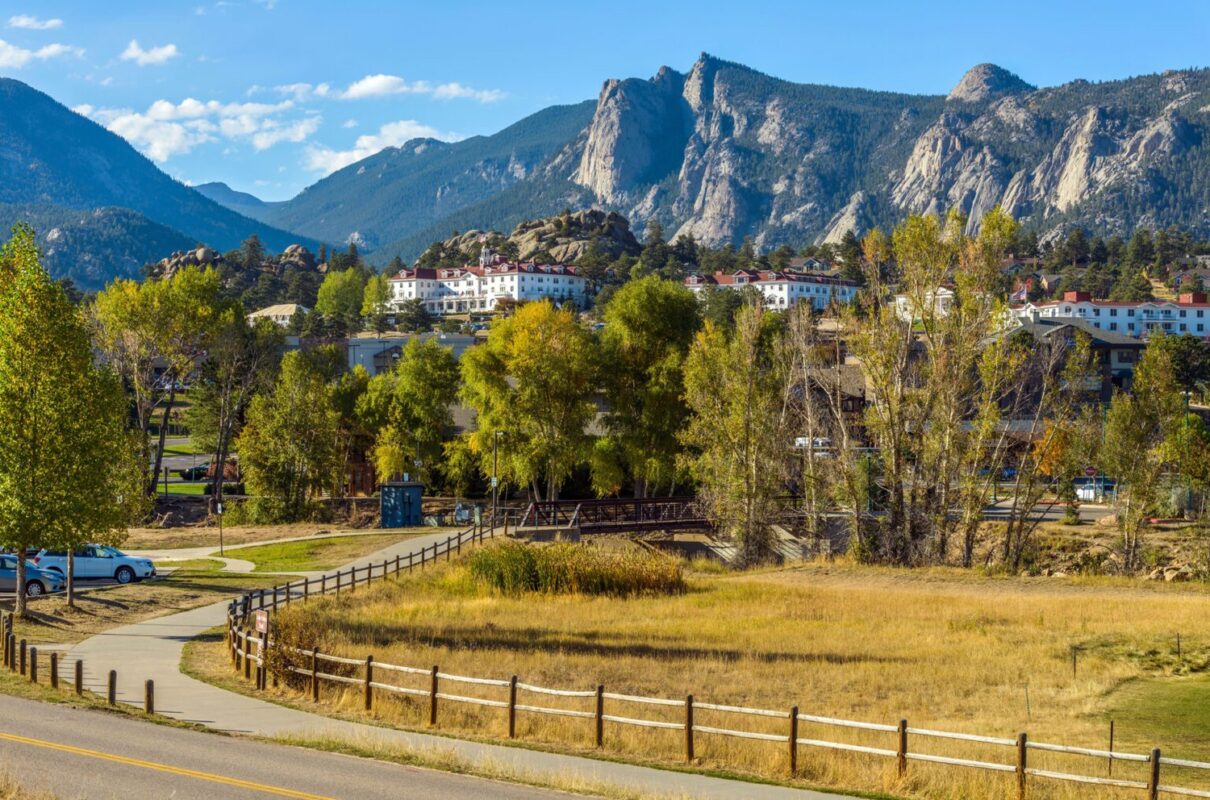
(232, 533, 424, 573)
(123, 524, 446, 552)
(2, 564, 280, 645)
(187, 544, 1210, 799)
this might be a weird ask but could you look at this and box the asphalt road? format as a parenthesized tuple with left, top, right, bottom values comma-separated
(0, 694, 567, 800)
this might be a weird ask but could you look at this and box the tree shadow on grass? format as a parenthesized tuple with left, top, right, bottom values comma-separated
(338, 619, 907, 666)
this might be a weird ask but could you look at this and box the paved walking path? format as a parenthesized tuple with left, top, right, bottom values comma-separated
(59, 531, 843, 799)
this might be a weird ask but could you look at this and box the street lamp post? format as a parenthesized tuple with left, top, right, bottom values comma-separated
(491, 431, 503, 534)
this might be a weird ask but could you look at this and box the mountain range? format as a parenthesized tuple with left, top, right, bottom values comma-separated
(0, 78, 315, 288)
(198, 55, 1210, 265)
(2, 55, 1209, 286)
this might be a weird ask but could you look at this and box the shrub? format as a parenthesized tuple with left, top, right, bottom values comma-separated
(467, 541, 684, 597)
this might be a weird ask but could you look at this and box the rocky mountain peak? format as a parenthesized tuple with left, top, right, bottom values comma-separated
(947, 63, 1035, 103)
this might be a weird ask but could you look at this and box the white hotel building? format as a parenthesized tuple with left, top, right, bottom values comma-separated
(388, 252, 589, 315)
(1012, 291, 1210, 338)
(683, 270, 859, 310)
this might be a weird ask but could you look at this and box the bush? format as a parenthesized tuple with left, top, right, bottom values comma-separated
(467, 541, 684, 597)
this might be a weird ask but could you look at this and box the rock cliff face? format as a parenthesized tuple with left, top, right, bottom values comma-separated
(258, 57, 1210, 263)
(563, 55, 1210, 245)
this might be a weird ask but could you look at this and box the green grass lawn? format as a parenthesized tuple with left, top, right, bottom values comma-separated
(159, 558, 226, 572)
(162, 481, 208, 496)
(234, 533, 420, 573)
(162, 440, 206, 456)
(1104, 676, 1210, 759)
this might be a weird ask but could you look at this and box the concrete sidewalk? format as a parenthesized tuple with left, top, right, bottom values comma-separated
(60, 531, 843, 799)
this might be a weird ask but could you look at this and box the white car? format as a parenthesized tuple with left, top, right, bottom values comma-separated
(34, 545, 156, 585)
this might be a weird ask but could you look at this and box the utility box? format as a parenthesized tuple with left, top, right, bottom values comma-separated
(380, 481, 424, 528)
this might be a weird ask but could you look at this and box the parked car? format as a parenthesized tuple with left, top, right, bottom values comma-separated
(34, 545, 156, 584)
(0, 554, 65, 596)
(177, 465, 209, 481)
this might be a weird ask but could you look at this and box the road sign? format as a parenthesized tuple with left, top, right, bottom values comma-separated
(1085, 467, 1098, 476)
(254, 610, 268, 634)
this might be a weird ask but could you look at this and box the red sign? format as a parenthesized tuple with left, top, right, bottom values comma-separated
(254, 610, 269, 634)
(1084, 467, 1098, 477)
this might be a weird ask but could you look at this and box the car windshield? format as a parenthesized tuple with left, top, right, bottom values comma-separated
(0, 556, 14, 569)
(100, 546, 124, 557)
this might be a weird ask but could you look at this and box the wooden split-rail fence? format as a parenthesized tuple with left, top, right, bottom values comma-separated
(227, 524, 1210, 799)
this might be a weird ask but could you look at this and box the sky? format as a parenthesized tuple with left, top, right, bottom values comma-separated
(3, 0, 1208, 201)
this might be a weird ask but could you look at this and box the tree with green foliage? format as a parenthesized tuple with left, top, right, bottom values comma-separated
(0, 225, 143, 614)
(185, 313, 284, 505)
(236, 352, 343, 521)
(680, 303, 787, 565)
(1101, 343, 1184, 571)
(92, 266, 229, 494)
(461, 301, 597, 500)
(596, 276, 700, 497)
(315, 268, 367, 327)
(395, 298, 434, 333)
(361, 274, 391, 334)
(360, 338, 459, 485)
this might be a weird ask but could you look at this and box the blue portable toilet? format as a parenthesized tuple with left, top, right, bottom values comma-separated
(381, 481, 424, 528)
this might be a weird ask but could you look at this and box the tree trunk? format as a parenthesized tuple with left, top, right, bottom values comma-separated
(66, 551, 75, 609)
(15, 556, 26, 617)
(147, 381, 178, 495)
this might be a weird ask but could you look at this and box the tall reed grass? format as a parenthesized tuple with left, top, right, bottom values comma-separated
(466, 541, 684, 597)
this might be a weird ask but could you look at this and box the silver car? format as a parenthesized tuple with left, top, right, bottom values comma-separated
(34, 545, 156, 585)
(0, 554, 65, 597)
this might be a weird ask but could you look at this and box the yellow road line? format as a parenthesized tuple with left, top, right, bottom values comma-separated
(0, 730, 332, 799)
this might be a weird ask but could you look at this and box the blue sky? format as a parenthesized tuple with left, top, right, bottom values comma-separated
(3, 0, 1208, 200)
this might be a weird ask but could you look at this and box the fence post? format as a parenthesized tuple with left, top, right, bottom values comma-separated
(304, 577, 310, 602)
(1016, 733, 1027, 800)
(897, 719, 908, 777)
(364, 656, 374, 712)
(145, 680, 154, 715)
(595, 685, 605, 748)
(311, 648, 319, 702)
(335, 571, 341, 596)
(508, 676, 517, 738)
(789, 706, 799, 776)
(321, 574, 327, 594)
(243, 632, 251, 680)
(49, 652, 57, 689)
(1, 621, 7, 668)
(1149, 748, 1161, 800)
(429, 665, 439, 726)
(28, 646, 37, 683)
(74, 658, 83, 695)
(5, 634, 13, 672)
(107, 670, 116, 705)
(19, 639, 26, 676)
(685, 694, 694, 763)
(409, 551, 414, 572)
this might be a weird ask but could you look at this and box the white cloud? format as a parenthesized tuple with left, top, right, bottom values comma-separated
(339, 74, 426, 100)
(341, 119, 358, 129)
(251, 116, 321, 150)
(120, 39, 179, 66)
(0, 38, 81, 68)
(77, 95, 320, 162)
(336, 73, 503, 103)
(8, 15, 62, 30)
(432, 82, 506, 103)
(304, 119, 457, 174)
(270, 82, 329, 101)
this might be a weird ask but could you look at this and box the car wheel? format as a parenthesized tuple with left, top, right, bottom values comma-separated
(25, 581, 44, 597)
(115, 566, 135, 585)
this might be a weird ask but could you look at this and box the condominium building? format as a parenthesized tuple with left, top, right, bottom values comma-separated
(683, 270, 859, 310)
(388, 250, 589, 315)
(1012, 291, 1210, 338)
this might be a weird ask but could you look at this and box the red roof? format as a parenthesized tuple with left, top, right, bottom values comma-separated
(391, 262, 580, 281)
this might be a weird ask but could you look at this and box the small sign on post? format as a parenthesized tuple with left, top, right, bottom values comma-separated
(254, 609, 269, 635)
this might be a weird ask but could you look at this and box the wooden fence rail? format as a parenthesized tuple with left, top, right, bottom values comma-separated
(225, 524, 1210, 799)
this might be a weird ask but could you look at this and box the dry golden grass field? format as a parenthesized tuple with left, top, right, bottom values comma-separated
(190, 548, 1210, 800)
